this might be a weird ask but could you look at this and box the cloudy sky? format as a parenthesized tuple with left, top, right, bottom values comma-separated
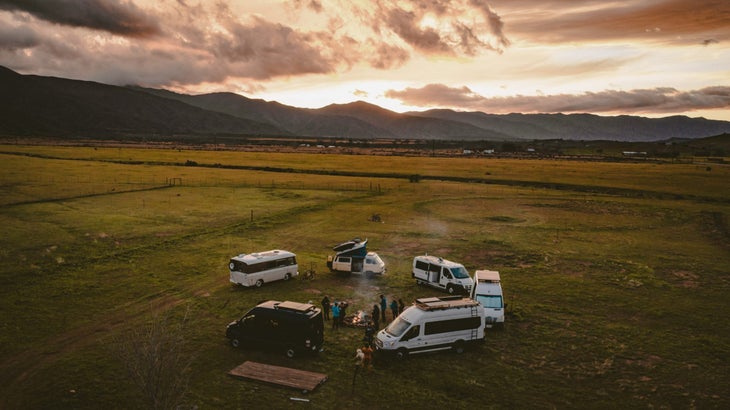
(1, 0, 729, 120)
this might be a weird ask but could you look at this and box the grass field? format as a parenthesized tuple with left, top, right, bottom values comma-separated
(0, 144, 728, 409)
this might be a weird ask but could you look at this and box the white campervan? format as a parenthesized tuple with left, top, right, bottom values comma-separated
(470, 270, 505, 327)
(375, 296, 484, 359)
(412, 255, 474, 295)
(327, 238, 386, 277)
(229, 250, 298, 288)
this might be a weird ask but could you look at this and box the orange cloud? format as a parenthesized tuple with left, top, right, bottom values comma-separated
(386, 84, 730, 115)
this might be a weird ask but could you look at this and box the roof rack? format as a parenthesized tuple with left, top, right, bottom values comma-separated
(274, 301, 316, 313)
(414, 296, 479, 311)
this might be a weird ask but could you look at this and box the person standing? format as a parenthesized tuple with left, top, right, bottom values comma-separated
(321, 295, 331, 321)
(332, 302, 340, 330)
(363, 321, 375, 346)
(371, 304, 380, 329)
(379, 295, 387, 322)
(339, 301, 348, 328)
(361, 344, 374, 370)
(390, 297, 399, 321)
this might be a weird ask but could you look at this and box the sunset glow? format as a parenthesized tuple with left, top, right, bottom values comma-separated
(1, 0, 728, 120)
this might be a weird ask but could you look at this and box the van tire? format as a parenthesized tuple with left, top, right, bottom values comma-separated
(230, 338, 240, 348)
(446, 285, 455, 294)
(255, 279, 264, 287)
(395, 348, 408, 360)
(285, 347, 296, 358)
(453, 341, 465, 354)
(283, 273, 291, 281)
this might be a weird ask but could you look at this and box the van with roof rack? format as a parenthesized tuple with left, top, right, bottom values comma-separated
(225, 300, 324, 358)
(374, 296, 485, 359)
(470, 270, 505, 328)
(228, 249, 298, 288)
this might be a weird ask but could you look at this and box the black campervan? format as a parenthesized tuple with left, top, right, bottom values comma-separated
(226, 300, 324, 358)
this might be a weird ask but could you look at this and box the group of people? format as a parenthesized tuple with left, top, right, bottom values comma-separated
(373, 294, 405, 326)
(320, 294, 407, 371)
(320, 295, 349, 330)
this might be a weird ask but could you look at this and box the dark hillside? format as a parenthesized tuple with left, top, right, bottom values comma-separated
(0, 67, 287, 139)
(2, 66, 729, 142)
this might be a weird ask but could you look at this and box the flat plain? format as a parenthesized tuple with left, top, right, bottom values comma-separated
(0, 143, 728, 409)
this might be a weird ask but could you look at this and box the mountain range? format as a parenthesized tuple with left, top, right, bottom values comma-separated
(2, 66, 729, 142)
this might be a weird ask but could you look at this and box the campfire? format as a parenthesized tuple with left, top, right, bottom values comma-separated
(343, 310, 372, 327)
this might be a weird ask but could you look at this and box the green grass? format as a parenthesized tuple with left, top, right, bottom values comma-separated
(0, 145, 728, 409)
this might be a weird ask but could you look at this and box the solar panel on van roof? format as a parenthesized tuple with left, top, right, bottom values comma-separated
(414, 296, 479, 311)
(276, 301, 315, 313)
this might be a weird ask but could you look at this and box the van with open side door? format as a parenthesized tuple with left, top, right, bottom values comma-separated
(374, 296, 484, 359)
(412, 255, 474, 295)
(470, 270, 505, 328)
(327, 238, 386, 277)
(225, 300, 324, 358)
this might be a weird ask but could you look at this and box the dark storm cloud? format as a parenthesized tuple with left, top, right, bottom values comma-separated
(386, 84, 730, 115)
(381, 6, 452, 54)
(0, 24, 40, 50)
(0, 0, 512, 88)
(369, 0, 510, 57)
(0, 0, 160, 37)
(210, 12, 346, 80)
(469, 0, 509, 49)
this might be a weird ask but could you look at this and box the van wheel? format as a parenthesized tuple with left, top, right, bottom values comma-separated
(285, 347, 296, 358)
(283, 273, 291, 281)
(453, 341, 465, 354)
(395, 348, 408, 360)
(255, 279, 263, 287)
(446, 285, 455, 294)
(230, 338, 240, 348)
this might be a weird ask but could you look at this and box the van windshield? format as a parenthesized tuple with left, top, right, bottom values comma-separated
(450, 266, 470, 279)
(384, 317, 411, 337)
(475, 294, 503, 308)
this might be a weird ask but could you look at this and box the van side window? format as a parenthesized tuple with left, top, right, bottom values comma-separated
(242, 314, 255, 324)
(424, 317, 481, 335)
(442, 267, 452, 279)
(428, 263, 440, 273)
(415, 260, 429, 271)
(275, 258, 289, 267)
(400, 325, 420, 341)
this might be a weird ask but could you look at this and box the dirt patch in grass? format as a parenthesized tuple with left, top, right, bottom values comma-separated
(487, 215, 525, 223)
(672, 270, 700, 288)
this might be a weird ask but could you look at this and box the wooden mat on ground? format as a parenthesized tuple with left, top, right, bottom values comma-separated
(228, 361, 328, 392)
